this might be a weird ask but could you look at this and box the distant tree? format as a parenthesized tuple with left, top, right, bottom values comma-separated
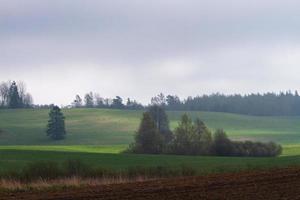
(17, 81, 26, 107)
(194, 118, 213, 155)
(0, 81, 33, 108)
(46, 106, 66, 140)
(94, 93, 104, 108)
(151, 93, 166, 106)
(126, 98, 144, 110)
(148, 105, 173, 143)
(166, 95, 181, 110)
(126, 98, 133, 109)
(168, 115, 212, 155)
(84, 92, 94, 108)
(0, 81, 10, 107)
(111, 96, 124, 109)
(73, 95, 82, 108)
(213, 129, 233, 156)
(169, 114, 194, 154)
(129, 112, 162, 154)
(23, 93, 33, 108)
(104, 98, 112, 107)
(8, 81, 21, 108)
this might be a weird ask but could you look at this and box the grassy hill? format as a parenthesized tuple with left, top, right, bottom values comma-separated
(1, 108, 300, 174)
(0, 108, 300, 145)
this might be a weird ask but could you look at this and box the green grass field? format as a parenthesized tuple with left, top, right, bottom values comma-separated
(1, 149, 300, 174)
(1, 108, 300, 174)
(1, 108, 300, 145)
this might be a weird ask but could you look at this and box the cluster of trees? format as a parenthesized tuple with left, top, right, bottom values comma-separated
(129, 106, 282, 157)
(72, 93, 143, 110)
(151, 92, 300, 116)
(0, 81, 33, 108)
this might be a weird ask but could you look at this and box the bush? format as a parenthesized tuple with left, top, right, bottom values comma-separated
(231, 141, 282, 157)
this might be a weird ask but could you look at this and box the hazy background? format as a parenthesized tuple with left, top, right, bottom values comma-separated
(1, 0, 300, 105)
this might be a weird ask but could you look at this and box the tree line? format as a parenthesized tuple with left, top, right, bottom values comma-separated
(72, 92, 143, 110)
(3, 79, 300, 116)
(152, 92, 300, 116)
(128, 106, 282, 157)
(73, 91, 300, 116)
(0, 81, 33, 108)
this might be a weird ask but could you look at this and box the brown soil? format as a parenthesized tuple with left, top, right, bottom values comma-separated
(2, 167, 300, 200)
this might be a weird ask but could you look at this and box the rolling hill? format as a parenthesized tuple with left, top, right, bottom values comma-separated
(1, 108, 300, 174)
(0, 108, 299, 145)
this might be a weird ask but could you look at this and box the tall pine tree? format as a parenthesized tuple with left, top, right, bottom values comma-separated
(46, 106, 66, 140)
(8, 81, 21, 108)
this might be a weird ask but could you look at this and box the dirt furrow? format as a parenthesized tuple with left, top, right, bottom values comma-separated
(2, 167, 300, 200)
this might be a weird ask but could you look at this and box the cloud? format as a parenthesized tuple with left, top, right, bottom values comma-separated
(1, 0, 300, 104)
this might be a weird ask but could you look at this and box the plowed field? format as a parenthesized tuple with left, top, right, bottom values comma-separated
(2, 167, 300, 200)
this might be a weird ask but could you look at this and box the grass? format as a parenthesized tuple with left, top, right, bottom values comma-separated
(1, 108, 300, 176)
(0, 145, 126, 154)
(0, 176, 152, 191)
(1, 148, 300, 174)
(1, 108, 300, 145)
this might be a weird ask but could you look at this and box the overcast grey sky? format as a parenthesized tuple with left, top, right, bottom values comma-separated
(1, 0, 300, 105)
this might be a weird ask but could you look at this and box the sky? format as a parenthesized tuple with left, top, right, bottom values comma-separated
(1, 0, 300, 105)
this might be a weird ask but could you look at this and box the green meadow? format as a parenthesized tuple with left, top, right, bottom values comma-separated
(0, 108, 300, 173)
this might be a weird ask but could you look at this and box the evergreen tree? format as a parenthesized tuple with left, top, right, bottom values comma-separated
(8, 81, 21, 108)
(46, 106, 66, 140)
(130, 112, 162, 154)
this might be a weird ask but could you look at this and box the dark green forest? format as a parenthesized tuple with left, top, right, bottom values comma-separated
(161, 92, 300, 116)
